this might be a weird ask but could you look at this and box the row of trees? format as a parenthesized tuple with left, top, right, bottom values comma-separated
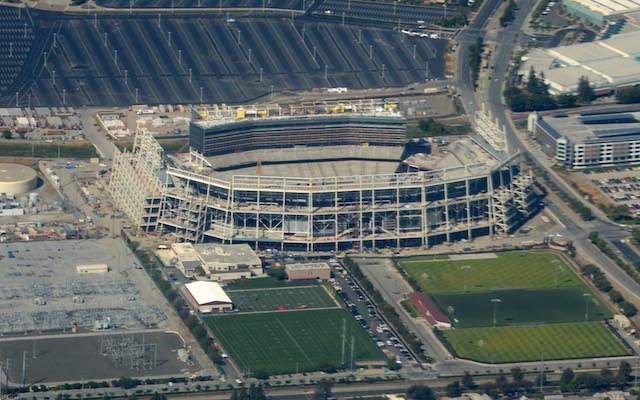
(581, 262, 637, 317)
(616, 86, 640, 104)
(505, 68, 597, 112)
(407, 363, 635, 399)
(130, 244, 225, 365)
(499, 0, 517, 27)
(468, 37, 484, 88)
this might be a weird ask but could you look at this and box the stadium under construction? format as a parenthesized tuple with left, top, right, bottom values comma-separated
(109, 100, 538, 252)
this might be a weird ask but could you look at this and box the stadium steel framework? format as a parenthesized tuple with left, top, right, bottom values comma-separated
(110, 112, 537, 251)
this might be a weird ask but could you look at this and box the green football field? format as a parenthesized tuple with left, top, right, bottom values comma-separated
(227, 286, 338, 312)
(400, 252, 581, 294)
(444, 322, 630, 363)
(205, 309, 384, 375)
(434, 287, 611, 328)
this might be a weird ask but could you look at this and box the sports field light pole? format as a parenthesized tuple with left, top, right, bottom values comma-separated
(247, 48, 252, 64)
(413, 44, 417, 59)
(135, 88, 139, 104)
(168, 31, 172, 48)
(259, 67, 263, 82)
(491, 298, 501, 327)
(461, 265, 471, 292)
(394, 0, 397, 15)
(104, 32, 108, 46)
(200, 87, 203, 103)
(124, 69, 128, 85)
(189, 68, 192, 83)
(9, 43, 13, 58)
(178, 49, 182, 65)
(583, 293, 591, 321)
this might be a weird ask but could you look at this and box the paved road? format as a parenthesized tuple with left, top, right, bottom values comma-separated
(355, 258, 453, 368)
(465, 0, 640, 307)
(80, 109, 118, 160)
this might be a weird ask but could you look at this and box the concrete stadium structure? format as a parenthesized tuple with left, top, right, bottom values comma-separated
(109, 101, 537, 252)
(0, 163, 38, 195)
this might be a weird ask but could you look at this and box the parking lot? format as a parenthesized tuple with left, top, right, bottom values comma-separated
(588, 169, 640, 217)
(312, 0, 464, 25)
(96, 0, 305, 10)
(7, 10, 447, 107)
(330, 260, 415, 366)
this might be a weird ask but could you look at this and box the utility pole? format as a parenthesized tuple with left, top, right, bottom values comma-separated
(341, 318, 346, 365)
(462, 265, 471, 292)
(350, 336, 355, 371)
(583, 293, 591, 321)
(539, 353, 544, 393)
(21, 352, 26, 387)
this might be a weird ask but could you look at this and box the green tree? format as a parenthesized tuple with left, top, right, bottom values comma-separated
(406, 384, 436, 400)
(560, 368, 576, 392)
(1, 131, 11, 140)
(446, 381, 462, 397)
(620, 301, 638, 317)
(194, 266, 206, 276)
(618, 361, 632, 383)
(609, 290, 624, 304)
(462, 372, 477, 389)
(556, 93, 577, 108)
(616, 87, 640, 104)
(312, 379, 333, 400)
(577, 76, 595, 103)
(511, 367, 525, 383)
(248, 383, 267, 400)
(267, 267, 287, 280)
(527, 67, 540, 94)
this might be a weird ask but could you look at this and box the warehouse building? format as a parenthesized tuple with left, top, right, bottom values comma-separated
(170, 243, 202, 277)
(518, 31, 640, 95)
(193, 243, 263, 281)
(563, 0, 640, 26)
(285, 262, 332, 281)
(528, 110, 640, 168)
(183, 281, 233, 313)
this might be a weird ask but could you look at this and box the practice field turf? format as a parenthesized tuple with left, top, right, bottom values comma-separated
(434, 287, 611, 328)
(205, 309, 384, 375)
(444, 322, 630, 363)
(400, 252, 581, 294)
(228, 286, 338, 312)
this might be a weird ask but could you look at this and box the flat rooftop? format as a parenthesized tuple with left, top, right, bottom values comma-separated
(568, 0, 640, 15)
(539, 111, 640, 144)
(286, 262, 331, 271)
(193, 243, 261, 266)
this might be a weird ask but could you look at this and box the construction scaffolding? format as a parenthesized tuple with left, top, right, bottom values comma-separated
(475, 106, 506, 153)
(110, 126, 538, 252)
(109, 130, 165, 231)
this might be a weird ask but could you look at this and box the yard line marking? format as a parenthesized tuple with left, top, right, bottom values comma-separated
(275, 316, 313, 366)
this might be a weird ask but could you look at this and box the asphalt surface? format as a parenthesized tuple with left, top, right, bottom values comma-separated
(311, 0, 464, 25)
(5, 9, 448, 107)
(96, 0, 305, 10)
